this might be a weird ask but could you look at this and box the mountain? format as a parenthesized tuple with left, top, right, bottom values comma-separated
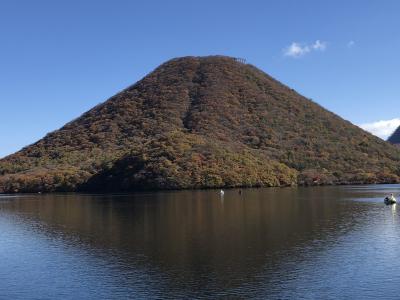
(1, 55, 400, 193)
(388, 126, 400, 145)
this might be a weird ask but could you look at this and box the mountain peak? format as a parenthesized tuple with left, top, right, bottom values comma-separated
(1, 56, 400, 193)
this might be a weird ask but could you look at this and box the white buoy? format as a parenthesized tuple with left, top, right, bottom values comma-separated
(220, 189, 224, 196)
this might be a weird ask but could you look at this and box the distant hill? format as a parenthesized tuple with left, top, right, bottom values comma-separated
(1, 55, 400, 193)
(388, 126, 400, 145)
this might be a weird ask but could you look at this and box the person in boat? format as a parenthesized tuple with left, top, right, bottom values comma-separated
(385, 193, 396, 203)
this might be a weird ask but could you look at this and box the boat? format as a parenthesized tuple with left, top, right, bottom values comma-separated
(384, 195, 397, 205)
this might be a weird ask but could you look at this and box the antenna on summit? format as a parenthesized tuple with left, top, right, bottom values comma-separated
(234, 57, 246, 64)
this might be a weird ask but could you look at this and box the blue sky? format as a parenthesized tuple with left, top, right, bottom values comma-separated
(1, 0, 400, 158)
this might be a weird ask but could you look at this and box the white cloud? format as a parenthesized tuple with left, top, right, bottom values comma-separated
(347, 40, 355, 48)
(284, 40, 327, 58)
(284, 43, 310, 58)
(312, 40, 327, 51)
(359, 118, 400, 140)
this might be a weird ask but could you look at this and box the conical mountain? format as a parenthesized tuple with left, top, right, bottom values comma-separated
(1, 56, 400, 193)
(388, 126, 400, 144)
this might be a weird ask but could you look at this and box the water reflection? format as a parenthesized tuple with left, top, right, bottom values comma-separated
(1, 186, 400, 299)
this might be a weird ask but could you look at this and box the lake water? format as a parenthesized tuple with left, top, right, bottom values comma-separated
(1, 185, 400, 299)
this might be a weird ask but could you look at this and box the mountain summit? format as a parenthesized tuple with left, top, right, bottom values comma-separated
(1, 56, 400, 192)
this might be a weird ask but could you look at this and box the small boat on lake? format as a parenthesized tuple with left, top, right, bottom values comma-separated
(384, 194, 397, 205)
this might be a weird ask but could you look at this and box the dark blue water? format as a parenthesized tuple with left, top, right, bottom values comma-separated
(1, 185, 400, 299)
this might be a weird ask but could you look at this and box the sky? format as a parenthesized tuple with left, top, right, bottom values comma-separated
(1, 0, 400, 158)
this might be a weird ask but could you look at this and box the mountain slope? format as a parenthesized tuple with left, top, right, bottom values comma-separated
(388, 126, 400, 145)
(1, 56, 400, 193)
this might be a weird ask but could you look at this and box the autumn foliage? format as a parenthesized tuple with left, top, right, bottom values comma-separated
(1, 56, 400, 193)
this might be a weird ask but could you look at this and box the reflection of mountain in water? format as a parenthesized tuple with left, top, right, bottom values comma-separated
(0, 188, 375, 298)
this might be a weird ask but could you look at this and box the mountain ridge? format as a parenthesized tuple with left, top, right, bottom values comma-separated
(1, 55, 400, 193)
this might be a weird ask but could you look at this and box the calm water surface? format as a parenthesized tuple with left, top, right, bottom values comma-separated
(1, 185, 400, 299)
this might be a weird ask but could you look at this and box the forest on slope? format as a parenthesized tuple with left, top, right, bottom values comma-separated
(1, 56, 400, 193)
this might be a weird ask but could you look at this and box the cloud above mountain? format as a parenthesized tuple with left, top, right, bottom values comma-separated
(284, 40, 327, 58)
(359, 118, 400, 140)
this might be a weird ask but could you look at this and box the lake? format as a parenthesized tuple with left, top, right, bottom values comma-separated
(1, 185, 400, 299)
